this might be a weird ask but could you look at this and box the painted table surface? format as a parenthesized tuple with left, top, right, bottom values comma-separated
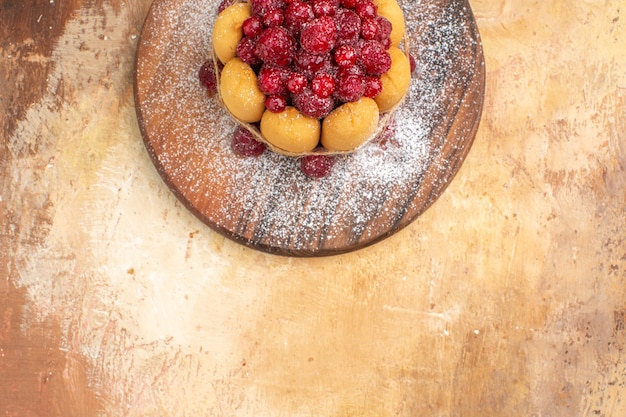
(1, 0, 625, 415)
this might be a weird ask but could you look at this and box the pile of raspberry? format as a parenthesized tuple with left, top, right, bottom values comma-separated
(232, 0, 394, 118)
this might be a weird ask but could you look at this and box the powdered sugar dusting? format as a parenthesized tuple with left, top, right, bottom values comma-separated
(135, 0, 483, 254)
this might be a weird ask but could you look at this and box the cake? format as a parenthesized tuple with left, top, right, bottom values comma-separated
(203, 0, 413, 176)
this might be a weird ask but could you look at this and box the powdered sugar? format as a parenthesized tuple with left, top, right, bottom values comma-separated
(135, 0, 482, 254)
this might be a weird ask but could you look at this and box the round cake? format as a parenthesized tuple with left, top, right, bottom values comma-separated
(208, 0, 412, 159)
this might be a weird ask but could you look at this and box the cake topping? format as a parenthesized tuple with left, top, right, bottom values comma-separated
(254, 26, 296, 66)
(299, 16, 338, 55)
(292, 87, 334, 118)
(250, 0, 285, 16)
(311, 0, 339, 17)
(311, 72, 335, 98)
(284, 0, 315, 34)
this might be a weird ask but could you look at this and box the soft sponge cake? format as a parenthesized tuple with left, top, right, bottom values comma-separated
(219, 58, 266, 123)
(212, 2, 251, 64)
(375, 46, 411, 113)
(260, 107, 321, 153)
(210, 0, 412, 159)
(321, 98, 380, 152)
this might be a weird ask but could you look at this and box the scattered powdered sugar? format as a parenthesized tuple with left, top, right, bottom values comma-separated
(135, 0, 481, 254)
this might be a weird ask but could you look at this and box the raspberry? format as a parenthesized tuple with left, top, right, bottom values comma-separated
(255, 26, 296, 66)
(198, 60, 217, 95)
(311, 0, 339, 17)
(375, 16, 392, 43)
(284, 0, 314, 34)
(339, 0, 357, 8)
(286, 71, 308, 93)
(300, 154, 335, 178)
(334, 72, 365, 102)
(335, 9, 361, 42)
(300, 16, 337, 55)
(217, 0, 237, 14)
(355, 0, 377, 19)
(360, 40, 391, 75)
(258, 65, 289, 95)
(232, 126, 266, 157)
(360, 17, 379, 40)
(379, 36, 392, 50)
(334, 44, 357, 67)
(250, 0, 284, 17)
(337, 63, 364, 78)
(263, 8, 284, 26)
(242, 16, 263, 38)
(294, 49, 330, 79)
(265, 95, 287, 112)
(236, 37, 261, 66)
(364, 75, 382, 98)
(293, 87, 334, 118)
(311, 72, 335, 98)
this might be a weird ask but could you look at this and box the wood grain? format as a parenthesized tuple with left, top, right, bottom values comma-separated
(134, 0, 485, 256)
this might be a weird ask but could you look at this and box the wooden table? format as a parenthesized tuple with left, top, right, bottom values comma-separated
(1, 0, 625, 415)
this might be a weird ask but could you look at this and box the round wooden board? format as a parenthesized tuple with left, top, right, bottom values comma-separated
(134, 0, 485, 257)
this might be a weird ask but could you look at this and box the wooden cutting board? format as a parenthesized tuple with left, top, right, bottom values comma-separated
(134, 0, 485, 256)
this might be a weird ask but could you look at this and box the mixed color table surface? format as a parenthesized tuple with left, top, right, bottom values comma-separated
(1, 0, 625, 415)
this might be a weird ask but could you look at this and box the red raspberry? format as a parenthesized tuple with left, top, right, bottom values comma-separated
(375, 16, 392, 43)
(255, 27, 296, 66)
(363, 75, 382, 98)
(263, 8, 284, 26)
(378, 36, 391, 50)
(339, 0, 357, 8)
(294, 49, 330, 79)
(360, 40, 391, 75)
(334, 72, 365, 102)
(311, 72, 335, 98)
(300, 154, 335, 178)
(337, 63, 364, 78)
(198, 60, 217, 95)
(311, 0, 339, 17)
(265, 95, 287, 112)
(258, 65, 289, 95)
(360, 17, 379, 40)
(300, 16, 337, 55)
(232, 126, 266, 157)
(250, 0, 284, 17)
(286, 71, 308, 93)
(334, 44, 357, 67)
(242, 16, 263, 38)
(284, 0, 314, 34)
(335, 9, 361, 42)
(355, 0, 377, 19)
(293, 87, 334, 118)
(236, 37, 261, 66)
(217, 0, 238, 14)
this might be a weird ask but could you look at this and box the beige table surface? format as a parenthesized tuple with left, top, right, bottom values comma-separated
(1, 0, 625, 415)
